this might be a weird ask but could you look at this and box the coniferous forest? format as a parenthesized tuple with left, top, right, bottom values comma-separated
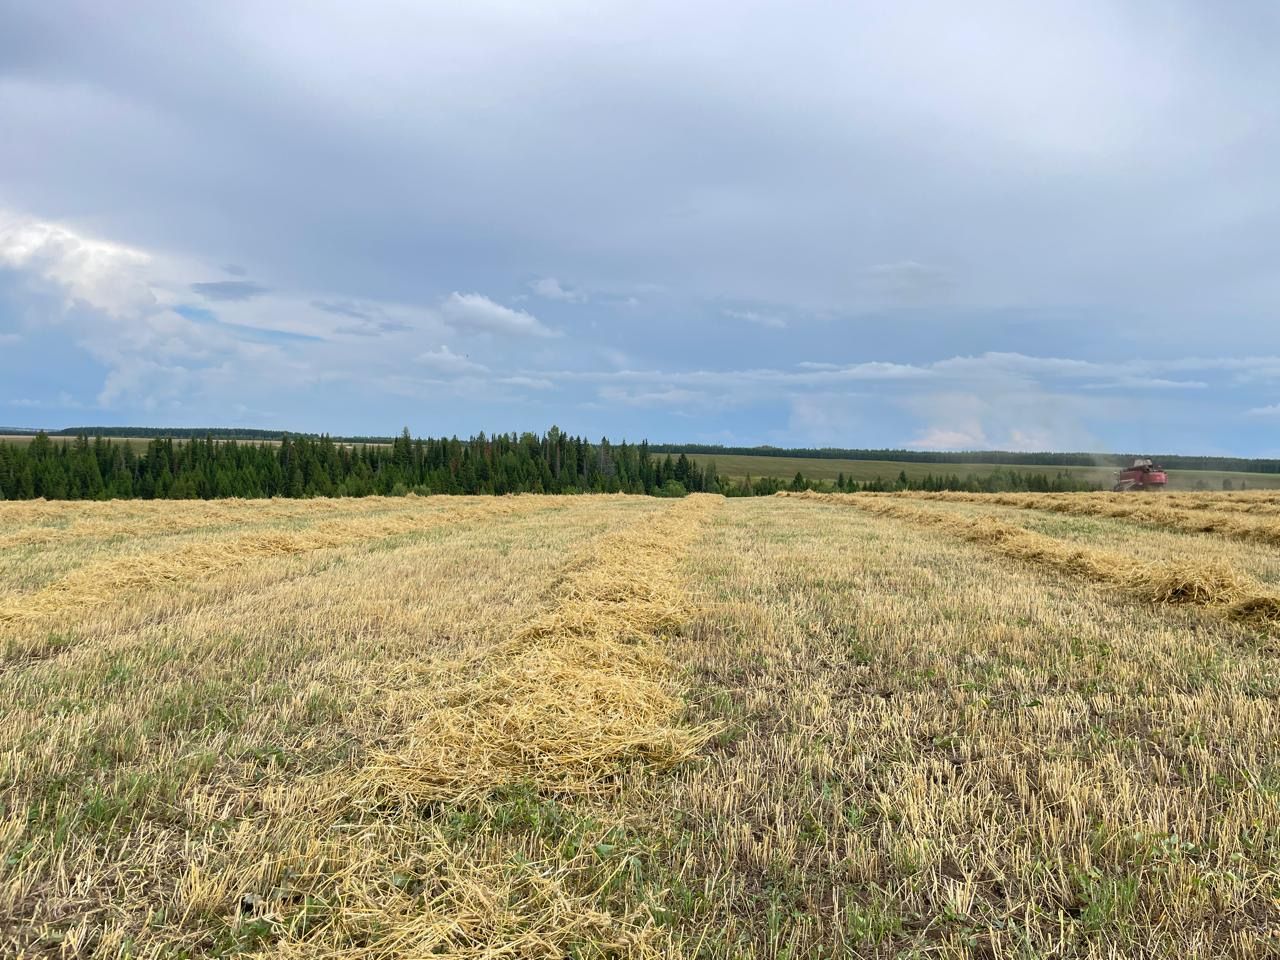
(0, 429, 722, 500)
(0, 429, 1100, 501)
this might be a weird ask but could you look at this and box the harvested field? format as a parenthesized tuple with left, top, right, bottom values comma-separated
(791, 492, 1280, 626)
(3, 494, 1279, 957)
(897, 490, 1280, 548)
(682, 451, 1280, 491)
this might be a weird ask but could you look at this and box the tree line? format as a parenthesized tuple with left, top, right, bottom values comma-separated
(728, 467, 1097, 496)
(0, 429, 724, 500)
(0, 429, 1104, 501)
(12, 427, 1272, 475)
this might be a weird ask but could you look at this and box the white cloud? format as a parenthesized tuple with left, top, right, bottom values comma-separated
(417, 344, 488, 376)
(498, 375, 554, 389)
(441, 291, 557, 338)
(0, 209, 445, 410)
(97, 358, 195, 408)
(191, 279, 269, 301)
(598, 385, 703, 408)
(1246, 403, 1280, 417)
(1005, 428, 1057, 451)
(0, 210, 154, 317)
(0, 333, 21, 344)
(786, 392, 865, 444)
(530, 276, 587, 303)
(909, 427, 989, 450)
(1081, 377, 1207, 390)
(546, 360, 929, 389)
(1166, 357, 1280, 383)
(723, 308, 786, 329)
(932, 352, 1104, 380)
(901, 386, 1100, 453)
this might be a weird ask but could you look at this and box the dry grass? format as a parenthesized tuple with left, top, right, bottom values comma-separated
(367, 494, 723, 804)
(0, 496, 548, 625)
(897, 490, 1280, 548)
(788, 491, 1280, 626)
(1, 495, 721, 957)
(650, 496, 1280, 956)
(4, 492, 1280, 957)
(0, 497, 369, 547)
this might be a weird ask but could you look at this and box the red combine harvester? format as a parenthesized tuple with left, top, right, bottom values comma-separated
(1113, 457, 1168, 492)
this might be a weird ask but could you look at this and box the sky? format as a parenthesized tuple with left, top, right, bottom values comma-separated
(1, 1, 1279, 454)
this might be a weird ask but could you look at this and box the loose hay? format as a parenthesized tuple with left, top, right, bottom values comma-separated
(8, 493, 1280, 956)
(896, 489, 1280, 548)
(366, 493, 724, 803)
(228, 817, 664, 959)
(219, 496, 722, 958)
(785, 491, 1280, 625)
(0, 497, 551, 625)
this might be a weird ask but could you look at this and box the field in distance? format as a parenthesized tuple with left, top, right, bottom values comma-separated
(3, 489, 1278, 956)
(687, 451, 1280, 490)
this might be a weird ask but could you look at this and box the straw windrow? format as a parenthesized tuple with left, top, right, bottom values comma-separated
(0, 496, 551, 624)
(0, 496, 365, 549)
(227, 494, 724, 958)
(3, 495, 727, 959)
(365, 493, 725, 802)
(897, 490, 1280, 547)
(783, 491, 1280, 624)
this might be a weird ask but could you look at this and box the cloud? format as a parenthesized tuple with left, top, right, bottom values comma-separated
(5, 391, 84, 411)
(0, 210, 410, 412)
(0, 332, 20, 344)
(597, 385, 704, 408)
(1247, 403, 1280, 417)
(865, 261, 954, 304)
(417, 344, 487, 375)
(546, 360, 929, 389)
(311, 299, 413, 336)
(190, 279, 270, 301)
(311, 299, 374, 320)
(901, 386, 1100, 453)
(787, 392, 866, 444)
(0, 210, 153, 317)
(224, 264, 248, 277)
(97, 357, 195, 408)
(1168, 357, 1280, 383)
(909, 427, 989, 450)
(441, 292, 556, 338)
(530, 276, 587, 303)
(1081, 377, 1207, 390)
(499, 375, 554, 389)
(723, 308, 786, 329)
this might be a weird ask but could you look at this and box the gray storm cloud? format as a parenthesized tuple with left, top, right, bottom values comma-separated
(1, 1, 1278, 452)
